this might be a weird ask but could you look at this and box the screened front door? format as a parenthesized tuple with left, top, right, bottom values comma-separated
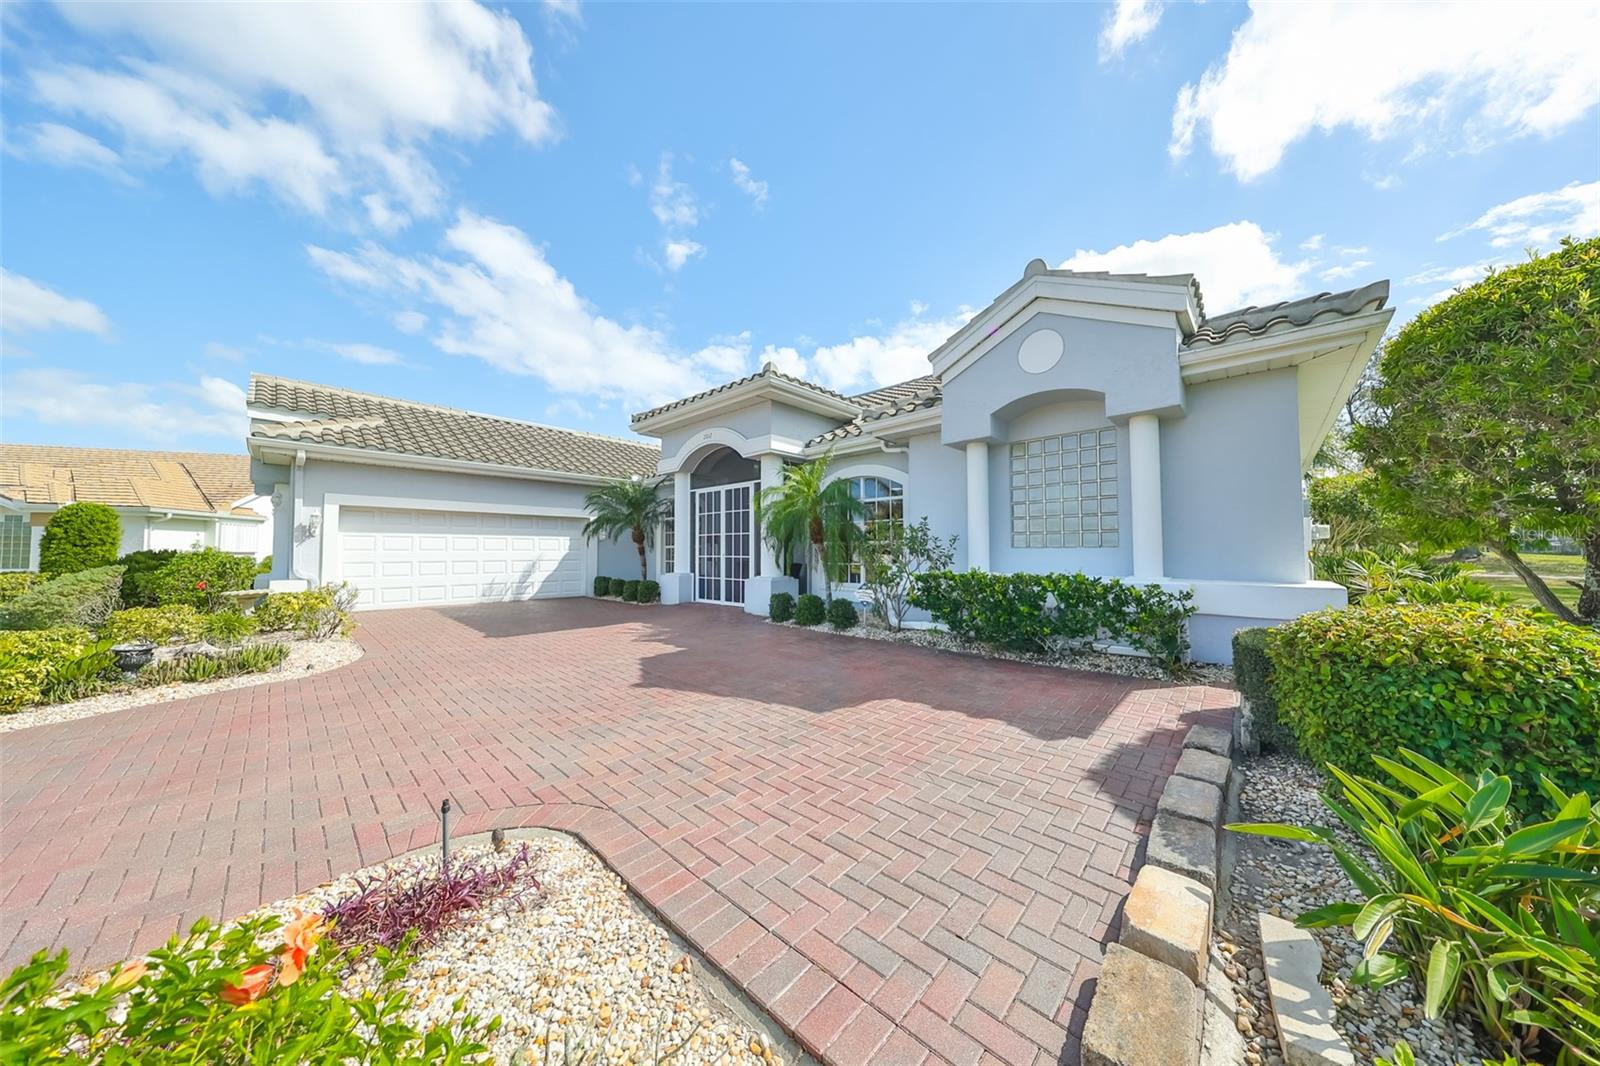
(693, 482, 755, 605)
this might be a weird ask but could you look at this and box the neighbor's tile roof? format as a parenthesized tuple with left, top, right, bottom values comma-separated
(248, 375, 660, 480)
(630, 363, 858, 426)
(1185, 280, 1390, 348)
(0, 445, 257, 514)
(811, 378, 945, 446)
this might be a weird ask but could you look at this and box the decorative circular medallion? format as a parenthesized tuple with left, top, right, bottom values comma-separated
(1018, 328, 1064, 374)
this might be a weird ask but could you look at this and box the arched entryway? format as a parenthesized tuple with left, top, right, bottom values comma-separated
(687, 447, 759, 605)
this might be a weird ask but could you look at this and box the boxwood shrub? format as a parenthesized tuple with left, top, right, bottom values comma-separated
(38, 502, 121, 578)
(769, 592, 795, 622)
(608, 577, 627, 597)
(1231, 627, 1293, 753)
(621, 580, 640, 602)
(593, 576, 613, 597)
(0, 566, 124, 631)
(637, 580, 661, 604)
(827, 598, 859, 630)
(1265, 603, 1600, 804)
(794, 594, 825, 627)
(116, 549, 180, 607)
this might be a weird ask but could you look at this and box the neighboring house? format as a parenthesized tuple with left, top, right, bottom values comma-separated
(0, 445, 274, 571)
(246, 261, 1393, 662)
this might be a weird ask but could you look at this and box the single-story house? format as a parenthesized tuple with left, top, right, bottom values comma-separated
(246, 261, 1393, 662)
(0, 444, 274, 571)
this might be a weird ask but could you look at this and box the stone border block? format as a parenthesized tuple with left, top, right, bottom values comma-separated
(1146, 813, 1217, 889)
(1173, 747, 1231, 791)
(1183, 724, 1233, 760)
(1158, 774, 1224, 827)
(1120, 865, 1213, 985)
(1082, 943, 1201, 1066)
(1259, 914, 1356, 1066)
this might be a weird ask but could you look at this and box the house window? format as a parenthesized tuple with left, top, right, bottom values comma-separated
(660, 499, 675, 574)
(846, 476, 904, 582)
(1009, 429, 1119, 549)
(0, 514, 30, 571)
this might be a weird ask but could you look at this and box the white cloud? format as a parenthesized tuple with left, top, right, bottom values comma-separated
(758, 345, 809, 379)
(327, 342, 406, 366)
(1439, 179, 1600, 249)
(29, 3, 556, 226)
(307, 210, 714, 407)
(204, 341, 246, 362)
(691, 333, 753, 377)
(7, 121, 131, 180)
(392, 310, 428, 334)
(662, 239, 705, 272)
(1170, 2, 1600, 181)
(1100, 0, 1163, 61)
(544, 397, 592, 422)
(1299, 234, 1325, 251)
(1403, 259, 1505, 305)
(765, 310, 973, 395)
(0, 270, 112, 335)
(542, 0, 583, 28)
(649, 155, 699, 229)
(729, 157, 769, 207)
(2, 369, 245, 443)
(1320, 260, 1374, 282)
(1060, 221, 1309, 312)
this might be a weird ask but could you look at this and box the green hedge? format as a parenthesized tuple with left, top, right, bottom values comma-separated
(143, 549, 258, 611)
(1231, 628, 1294, 753)
(909, 570, 1196, 668)
(0, 567, 124, 631)
(794, 594, 825, 627)
(827, 598, 859, 630)
(38, 502, 121, 578)
(593, 576, 613, 597)
(1266, 603, 1600, 803)
(0, 627, 92, 710)
(116, 549, 180, 607)
(637, 580, 660, 604)
(608, 577, 626, 597)
(769, 592, 795, 622)
(621, 580, 640, 602)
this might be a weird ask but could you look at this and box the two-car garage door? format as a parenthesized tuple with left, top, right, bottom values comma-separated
(336, 507, 586, 609)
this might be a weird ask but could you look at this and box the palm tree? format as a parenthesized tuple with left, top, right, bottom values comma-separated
(583, 476, 669, 582)
(756, 451, 868, 602)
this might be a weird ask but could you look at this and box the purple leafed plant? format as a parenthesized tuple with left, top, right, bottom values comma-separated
(323, 842, 540, 951)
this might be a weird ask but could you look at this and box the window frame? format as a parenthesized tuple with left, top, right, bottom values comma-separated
(1008, 427, 1120, 550)
(844, 475, 905, 583)
(0, 513, 31, 571)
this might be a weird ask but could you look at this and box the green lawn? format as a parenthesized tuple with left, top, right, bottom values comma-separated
(1462, 551, 1583, 610)
(1475, 574, 1581, 611)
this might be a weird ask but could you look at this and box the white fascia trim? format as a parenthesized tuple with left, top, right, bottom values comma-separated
(930, 277, 1191, 377)
(247, 404, 325, 424)
(836, 407, 945, 448)
(821, 463, 907, 487)
(1178, 307, 1394, 382)
(656, 428, 808, 474)
(633, 378, 860, 436)
(247, 438, 616, 488)
(321, 493, 592, 519)
(939, 297, 1179, 387)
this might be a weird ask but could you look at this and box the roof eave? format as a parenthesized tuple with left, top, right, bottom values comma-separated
(630, 376, 862, 436)
(247, 435, 627, 487)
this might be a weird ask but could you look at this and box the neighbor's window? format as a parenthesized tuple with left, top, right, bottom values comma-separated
(846, 476, 904, 582)
(660, 499, 675, 573)
(0, 514, 30, 571)
(1010, 429, 1119, 549)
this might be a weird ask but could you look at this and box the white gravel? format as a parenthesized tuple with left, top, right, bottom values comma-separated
(1217, 755, 1493, 1066)
(252, 835, 781, 1066)
(0, 637, 364, 735)
(770, 615, 1233, 684)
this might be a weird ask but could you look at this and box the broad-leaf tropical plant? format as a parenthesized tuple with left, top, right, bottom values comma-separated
(755, 451, 868, 602)
(583, 476, 669, 583)
(1230, 752, 1600, 1065)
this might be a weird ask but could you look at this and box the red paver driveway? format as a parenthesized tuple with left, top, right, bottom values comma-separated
(1, 601, 1233, 1065)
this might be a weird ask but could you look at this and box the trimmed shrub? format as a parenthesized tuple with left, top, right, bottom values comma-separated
(0, 627, 92, 711)
(794, 594, 825, 626)
(621, 580, 640, 602)
(0, 566, 124, 631)
(1266, 603, 1600, 804)
(100, 605, 204, 646)
(0, 573, 40, 604)
(255, 583, 356, 639)
(145, 549, 258, 611)
(637, 579, 661, 604)
(769, 592, 795, 622)
(608, 577, 627, 597)
(1231, 628, 1293, 753)
(116, 549, 179, 607)
(37, 502, 120, 578)
(826, 597, 859, 630)
(593, 575, 612, 597)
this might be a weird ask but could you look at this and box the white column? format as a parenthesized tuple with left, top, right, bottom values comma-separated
(758, 454, 784, 577)
(965, 440, 990, 571)
(672, 470, 692, 571)
(1129, 412, 1164, 580)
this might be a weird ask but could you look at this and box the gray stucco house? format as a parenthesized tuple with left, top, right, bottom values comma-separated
(247, 261, 1393, 662)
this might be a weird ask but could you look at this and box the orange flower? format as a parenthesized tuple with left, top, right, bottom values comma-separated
(220, 963, 273, 1006)
(107, 960, 148, 993)
(277, 911, 325, 986)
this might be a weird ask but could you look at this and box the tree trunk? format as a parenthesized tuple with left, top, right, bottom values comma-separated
(1490, 541, 1578, 623)
(633, 526, 647, 582)
(1578, 528, 1600, 624)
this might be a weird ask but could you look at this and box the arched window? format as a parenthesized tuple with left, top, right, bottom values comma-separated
(845, 476, 904, 583)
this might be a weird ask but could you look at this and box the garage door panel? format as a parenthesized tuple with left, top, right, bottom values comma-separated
(338, 507, 586, 610)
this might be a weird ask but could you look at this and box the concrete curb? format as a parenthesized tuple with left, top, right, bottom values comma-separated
(1259, 914, 1356, 1066)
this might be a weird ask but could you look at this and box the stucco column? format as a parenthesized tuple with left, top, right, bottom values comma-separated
(672, 470, 692, 571)
(1129, 412, 1164, 580)
(757, 454, 783, 576)
(965, 440, 990, 571)
(744, 454, 798, 615)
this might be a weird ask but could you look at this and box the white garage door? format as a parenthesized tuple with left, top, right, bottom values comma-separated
(336, 507, 587, 609)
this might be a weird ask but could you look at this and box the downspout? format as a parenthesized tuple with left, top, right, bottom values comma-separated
(875, 440, 908, 456)
(290, 449, 308, 581)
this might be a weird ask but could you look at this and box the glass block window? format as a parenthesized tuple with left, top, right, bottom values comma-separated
(846, 476, 904, 582)
(1009, 428, 1120, 549)
(660, 499, 675, 574)
(0, 514, 30, 571)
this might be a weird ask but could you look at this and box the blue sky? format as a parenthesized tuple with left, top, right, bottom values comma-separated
(2, 0, 1596, 450)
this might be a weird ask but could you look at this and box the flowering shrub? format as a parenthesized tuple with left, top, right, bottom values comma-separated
(144, 549, 258, 611)
(0, 913, 496, 1063)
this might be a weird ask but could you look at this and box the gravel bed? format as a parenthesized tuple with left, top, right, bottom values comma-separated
(769, 615, 1234, 685)
(1217, 754, 1493, 1066)
(0, 637, 364, 735)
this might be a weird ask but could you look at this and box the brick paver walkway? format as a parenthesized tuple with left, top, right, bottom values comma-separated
(1, 601, 1233, 1065)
